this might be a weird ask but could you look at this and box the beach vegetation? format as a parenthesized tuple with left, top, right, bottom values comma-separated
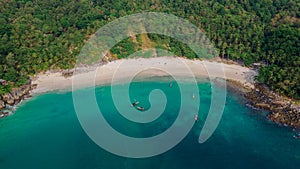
(0, 0, 299, 99)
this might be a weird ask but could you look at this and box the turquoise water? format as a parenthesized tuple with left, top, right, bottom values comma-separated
(0, 80, 300, 169)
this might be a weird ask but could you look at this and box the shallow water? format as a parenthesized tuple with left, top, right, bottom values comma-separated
(0, 80, 300, 169)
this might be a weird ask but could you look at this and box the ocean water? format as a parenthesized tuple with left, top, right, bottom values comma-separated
(0, 80, 300, 169)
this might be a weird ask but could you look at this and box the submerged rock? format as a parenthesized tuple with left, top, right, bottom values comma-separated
(0, 110, 10, 119)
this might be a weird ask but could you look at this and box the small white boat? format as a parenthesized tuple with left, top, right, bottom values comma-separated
(131, 101, 139, 107)
(137, 106, 145, 111)
(194, 114, 198, 121)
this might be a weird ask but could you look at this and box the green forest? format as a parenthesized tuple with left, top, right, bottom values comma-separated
(0, 0, 299, 99)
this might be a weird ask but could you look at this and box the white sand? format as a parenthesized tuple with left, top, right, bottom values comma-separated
(31, 57, 257, 94)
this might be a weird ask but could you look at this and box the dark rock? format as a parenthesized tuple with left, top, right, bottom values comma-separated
(24, 94, 32, 99)
(62, 70, 74, 78)
(7, 99, 14, 105)
(245, 83, 300, 128)
(11, 88, 22, 101)
(0, 83, 35, 119)
(0, 79, 8, 86)
(0, 112, 4, 119)
(0, 110, 10, 119)
(0, 100, 5, 109)
(2, 93, 14, 105)
(9, 85, 32, 103)
(255, 103, 270, 109)
(31, 84, 38, 89)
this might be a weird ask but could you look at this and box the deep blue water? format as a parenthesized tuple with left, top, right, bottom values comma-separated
(0, 80, 300, 169)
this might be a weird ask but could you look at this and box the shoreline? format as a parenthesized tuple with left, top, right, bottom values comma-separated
(245, 83, 300, 128)
(1, 57, 299, 129)
(30, 57, 257, 94)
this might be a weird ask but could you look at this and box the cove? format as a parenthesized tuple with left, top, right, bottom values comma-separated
(0, 80, 299, 169)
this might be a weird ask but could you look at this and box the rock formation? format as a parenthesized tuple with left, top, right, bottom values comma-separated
(246, 83, 300, 128)
(0, 84, 36, 119)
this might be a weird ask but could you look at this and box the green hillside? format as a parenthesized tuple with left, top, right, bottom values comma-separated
(0, 0, 299, 98)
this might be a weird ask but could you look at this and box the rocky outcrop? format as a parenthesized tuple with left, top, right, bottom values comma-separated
(0, 84, 35, 119)
(246, 83, 300, 128)
(11, 88, 22, 101)
(0, 110, 10, 118)
(254, 103, 270, 109)
(2, 93, 15, 105)
(0, 100, 5, 109)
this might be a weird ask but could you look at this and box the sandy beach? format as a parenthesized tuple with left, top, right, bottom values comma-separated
(31, 57, 257, 94)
